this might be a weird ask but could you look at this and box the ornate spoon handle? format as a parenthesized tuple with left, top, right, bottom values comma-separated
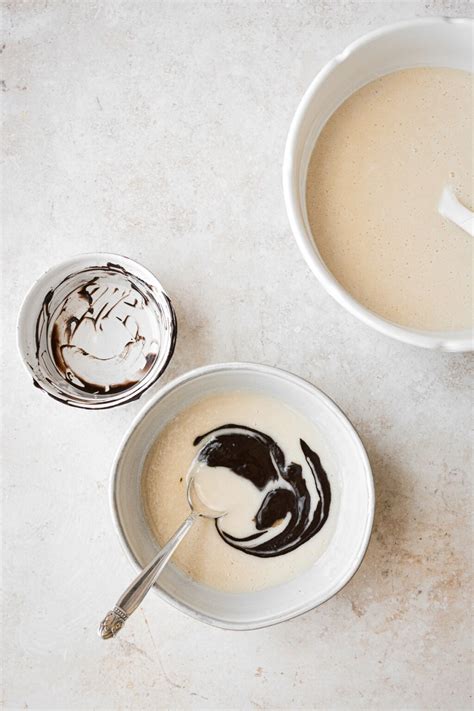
(98, 512, 197, 639)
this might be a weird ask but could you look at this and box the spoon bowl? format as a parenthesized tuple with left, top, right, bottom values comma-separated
(187, 474, 227, 520)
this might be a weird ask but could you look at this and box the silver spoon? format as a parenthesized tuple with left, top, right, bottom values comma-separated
(98, 471, 225, 639)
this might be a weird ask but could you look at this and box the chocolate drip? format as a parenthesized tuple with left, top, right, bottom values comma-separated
(193, 425, 331, 558)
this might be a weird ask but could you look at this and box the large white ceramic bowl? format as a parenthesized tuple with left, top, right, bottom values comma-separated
(111, 363, 374, 630)
(283, 18, 473, 352)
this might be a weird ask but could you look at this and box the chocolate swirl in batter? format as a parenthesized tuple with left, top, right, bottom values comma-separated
(193, 424, 331, 557)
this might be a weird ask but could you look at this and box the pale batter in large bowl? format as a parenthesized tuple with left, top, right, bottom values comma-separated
(306, 67, 473, 332)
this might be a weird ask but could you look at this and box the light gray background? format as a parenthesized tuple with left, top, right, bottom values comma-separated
(2, 1, 473, 709)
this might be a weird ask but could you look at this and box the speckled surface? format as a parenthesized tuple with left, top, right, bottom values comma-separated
(2, 1, 473, 709)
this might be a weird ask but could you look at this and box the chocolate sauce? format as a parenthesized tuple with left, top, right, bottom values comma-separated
(193, 425, 331, 558)
(34, 262, 177, 400)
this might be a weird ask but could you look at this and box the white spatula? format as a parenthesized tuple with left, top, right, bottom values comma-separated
(438, 186, 474, 237)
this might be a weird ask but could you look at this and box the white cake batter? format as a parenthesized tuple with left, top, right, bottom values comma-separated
(141, 391, 339, 592)
(306, 67, 473, 331)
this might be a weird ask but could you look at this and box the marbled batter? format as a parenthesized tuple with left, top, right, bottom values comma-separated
(141, 391, 339, 592)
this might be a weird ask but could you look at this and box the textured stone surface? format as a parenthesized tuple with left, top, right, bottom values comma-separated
(2, 1, 472, 709)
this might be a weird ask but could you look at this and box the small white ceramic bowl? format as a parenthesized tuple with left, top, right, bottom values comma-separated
(111, 362, 374, 630)
(17, 254, 177, 409)
(283, 17, 473, 352)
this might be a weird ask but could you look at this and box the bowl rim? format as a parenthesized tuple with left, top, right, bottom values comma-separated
(282, 16, 474, 352)
(16, 252, 177, 409)
(110, 361, 375, 630)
